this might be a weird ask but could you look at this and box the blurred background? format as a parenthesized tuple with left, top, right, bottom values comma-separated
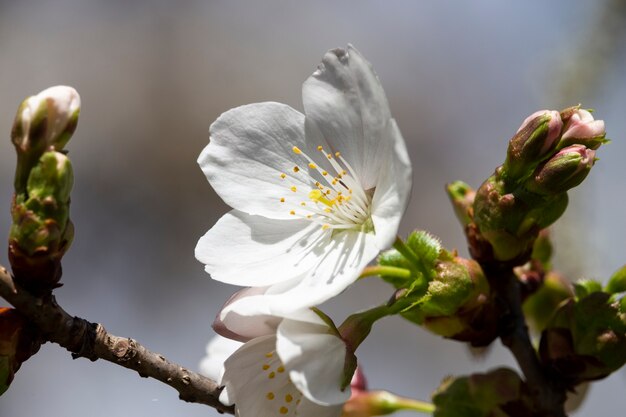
(1, 0, 626, 415)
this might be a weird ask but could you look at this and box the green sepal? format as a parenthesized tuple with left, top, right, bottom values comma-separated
(9, 151, 73, 256)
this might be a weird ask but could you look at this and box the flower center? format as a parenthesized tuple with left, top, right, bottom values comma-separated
(279, 145, 372, 232)
(261, 350, 303, 416)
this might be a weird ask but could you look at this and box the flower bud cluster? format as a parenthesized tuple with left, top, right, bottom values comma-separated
(470, 106, 606, 262)
(9, 86, 80, 295)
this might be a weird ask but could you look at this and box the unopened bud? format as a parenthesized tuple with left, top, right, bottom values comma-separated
(446, 181, 475, 227)
(11, 85, 80, 152)
(503, 110, 562, 182)
(558, 108, 606, 150)
(525, 145, 595, 195)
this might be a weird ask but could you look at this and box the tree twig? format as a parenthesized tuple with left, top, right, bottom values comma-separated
(489, 265, 567, 417)
(0, 264, 233, 414)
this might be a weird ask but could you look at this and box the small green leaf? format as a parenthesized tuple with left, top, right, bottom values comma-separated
(606, 265, 626, 294)
(406, 230, 442, 273)
(573, 279, 603, 300)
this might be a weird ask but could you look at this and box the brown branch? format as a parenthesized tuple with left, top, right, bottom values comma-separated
(0, 264, 234, 414)
(489, 265, 567, 417)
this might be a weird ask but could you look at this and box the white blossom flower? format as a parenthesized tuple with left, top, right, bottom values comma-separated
(195, 45, 412, 317)
(201, 309, 352, 417)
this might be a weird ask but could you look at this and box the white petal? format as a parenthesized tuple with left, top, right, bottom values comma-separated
(198, 334, 243, 383)
(214, 287, 284, 342)
(222, 231, 380, 317)
(370, 119, 412, 249)
(277, 319, 349, 405)
(200, 102, 311, 219)
(195, 210, 328, 286)
(303, 45, 393, 190)
(222, 335, 303, 416)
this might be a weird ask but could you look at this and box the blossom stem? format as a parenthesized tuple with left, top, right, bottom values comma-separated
(359, 265, 412, 280)
(338, 298, 411, 352)
(387, 394, 436, 414)
(344, 390, 435, 416)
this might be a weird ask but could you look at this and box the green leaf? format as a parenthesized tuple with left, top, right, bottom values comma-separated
(432, 368, 526, 417)
(606, 265, 626, 294)
(406, 230, 442, 273)
(573, 279, 603, 300)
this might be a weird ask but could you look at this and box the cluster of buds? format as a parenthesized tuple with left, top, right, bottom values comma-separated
(8, 86, 80, 294)
(455, 106, 606, 263)
(377, 231, 497, 346)
(402, 255, 497, 346)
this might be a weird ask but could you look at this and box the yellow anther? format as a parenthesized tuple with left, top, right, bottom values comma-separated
(308, 162, 317, 169)
(342, 170, 347, 176)
(337, 191, 342, 195)
(266, 392, 275, 400)
(262, 364, 270, 370)
(280, 198, 285, 203)
(268, 372, 276, 379)
(317, 145, 323, 151)
(335, 152, 341, 157)
(325, 190, 331, 195)
(324, 208, 332, 213)
(322, 224, 330, 230)
(285, 394, 293, 402)
(296, 399, 301, 405)
(289, 210, 295, 215)
(290, 186, 297, 192)
(293, 166, 300, 173)
(332, 179, 338, 185)
(327, 153, 332, 159)
(300, 202, 306, 206)
(315, 181, 320, 187)
(280, 173, 286, 179)
(306, 214, 312, 219)
(277, 366, 285, 373)
(265, 352, 274, 358)
(309, 189, 335, 207)
(292, 146, 302, 154)
(280, 406, 289, 415)
(322, 171, 328, 176)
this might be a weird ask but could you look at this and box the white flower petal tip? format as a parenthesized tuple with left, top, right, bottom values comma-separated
(197, 45, 412, 314)
(198, 334, 243, 384)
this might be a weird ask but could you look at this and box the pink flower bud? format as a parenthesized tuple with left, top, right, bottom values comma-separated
(559, 109, 606, 150)
(504, 110, 563, 181)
